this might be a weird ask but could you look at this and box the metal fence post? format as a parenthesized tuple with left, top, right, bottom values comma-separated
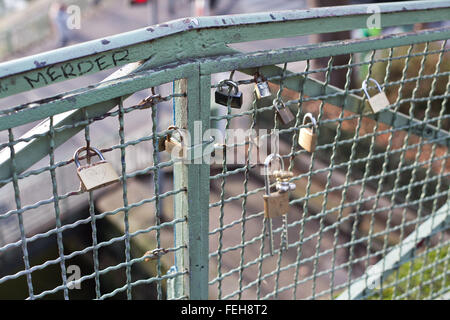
(172, 69, 211, 299)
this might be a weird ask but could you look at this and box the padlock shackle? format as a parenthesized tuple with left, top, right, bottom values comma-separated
(73, 146, 105, 168)
(302, 112, 317, 133)
(362, 77, 383, 99)
(218, 79, 239, 95)
(166, 125, 185, 145)
(272, 98, 286, 112)
(264, 153, 284, 195)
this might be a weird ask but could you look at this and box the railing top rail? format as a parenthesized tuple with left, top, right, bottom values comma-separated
(0, 1, 449, 99)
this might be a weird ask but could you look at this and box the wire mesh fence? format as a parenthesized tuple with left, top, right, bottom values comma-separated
(0, 90, 190, 299)
(0, 1, 448, 300)
(207, 39, 449, 300)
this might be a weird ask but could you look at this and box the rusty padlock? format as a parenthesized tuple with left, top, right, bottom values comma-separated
(158, 126, 185, 158)
(362, 78, 390, 113)
(215, 80, 243, 108)
(263, 154, 296, 255)
(273, 99, 295, 125)
(74, 147, 120, 192)
(298, 113, 317, 153)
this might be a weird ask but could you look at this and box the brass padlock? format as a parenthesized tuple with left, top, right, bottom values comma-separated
(74, 147, 120, 192)
(273, 99, 295, 124)
(215, 80, 243, 108)
(263, 154, 296, 255)
(264, 169, 295, 218)
(264, 190, 290, 219)
(254, 76, 273, 107)
(298, 113, 317, 153)
(362, 78, 390, 113)
(158, 126, 185, 158)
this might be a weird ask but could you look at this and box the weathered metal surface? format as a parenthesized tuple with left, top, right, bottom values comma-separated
(1, 1, 449, 98)
(0, 63, 198, 184)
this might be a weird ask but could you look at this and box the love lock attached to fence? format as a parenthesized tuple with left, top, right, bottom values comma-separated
(263, 153, 296, 255)
(74, 146, 120, 192)
(362, 78, 391, 113)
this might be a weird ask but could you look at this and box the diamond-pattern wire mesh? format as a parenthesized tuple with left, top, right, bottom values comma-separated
(207, 40, 449, 300)
(0, 92, 188, 299)
(0, 32, 448, 300)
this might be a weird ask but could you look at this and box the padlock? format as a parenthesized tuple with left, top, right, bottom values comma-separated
(215, 80, 243, 108)
(254, 76, 273, 107)
(264, 189, 290, 219)
(137, 87, 161, 109)
(298, 113, 317, 153)
(362, 78, 390, 113)
(158, 126, 184, 158)
(263, 154, 296, 255)
(74, 147, 120, 192)
(264, 169, 296, 218)
(273, 99, 295, 124)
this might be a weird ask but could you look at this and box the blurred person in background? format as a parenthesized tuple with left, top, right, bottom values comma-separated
(191, 0, 219, 16)
(210, 0, 218, 10)
(49, 2, 72, 47)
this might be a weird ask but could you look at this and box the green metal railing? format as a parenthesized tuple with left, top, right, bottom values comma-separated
(0, 1, 448, 300)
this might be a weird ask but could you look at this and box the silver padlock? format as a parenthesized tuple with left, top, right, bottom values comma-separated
(254, 76, 273, 107)
(362, 78, 390, 113)
(298, 113, 317, 153)
(273, 99, 295, 125)
(74, 147, 120, 192)
(215, 80, 243, 108)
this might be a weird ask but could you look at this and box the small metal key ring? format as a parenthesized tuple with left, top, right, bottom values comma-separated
(74, 146, 104, 168)
(362, 78, 383, 99)
(302, 113, 317, 134)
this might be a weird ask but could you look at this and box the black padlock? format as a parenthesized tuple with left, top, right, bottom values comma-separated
(215, 80, 243, 108)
